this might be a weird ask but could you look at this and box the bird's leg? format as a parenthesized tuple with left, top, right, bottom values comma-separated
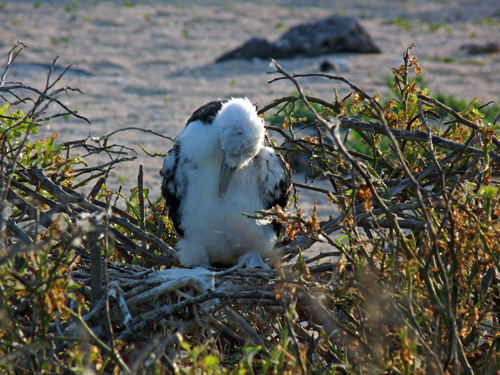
(234, 250, 269, 269)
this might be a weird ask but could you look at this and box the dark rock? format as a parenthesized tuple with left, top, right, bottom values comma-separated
(216, 15, 380, 62)
(216, 37, 286, 62)
(319, 58, 338, 72)
(460, 42, 500, 55)
(276, 15, 381, 56)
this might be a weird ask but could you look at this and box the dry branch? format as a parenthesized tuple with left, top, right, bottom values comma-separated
(339, 117, 500, 163)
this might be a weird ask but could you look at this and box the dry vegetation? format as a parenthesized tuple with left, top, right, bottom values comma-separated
(1, 42, 500, 374)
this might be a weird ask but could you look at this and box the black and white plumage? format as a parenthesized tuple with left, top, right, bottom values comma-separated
(160, 98, 292, 268)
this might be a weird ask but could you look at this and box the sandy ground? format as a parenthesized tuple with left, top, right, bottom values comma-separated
(1, 0, 500, 247)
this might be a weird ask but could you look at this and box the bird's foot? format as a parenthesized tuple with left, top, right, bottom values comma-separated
(234, 250, 269, 270)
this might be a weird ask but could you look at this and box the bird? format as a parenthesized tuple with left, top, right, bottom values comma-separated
(160, 97, 292, 268)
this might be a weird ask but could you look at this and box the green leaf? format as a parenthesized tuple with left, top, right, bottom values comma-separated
(477, 186, 498, 199)
(45, 134, 55, 153)
(34, 140, 43, 153)
(201, 355, 219, 366)
(336, 235, 348, 245)
(177, 333, 191, 352)
(52, 143, 64, 153)
(243, 345, 261, 357)
(0, 103, 9, 115)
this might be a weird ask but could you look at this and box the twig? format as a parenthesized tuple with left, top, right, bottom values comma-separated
(67, 308, 132, 375)
(284, 305, 308, 375)
(102, 126, 174, 142)
(419, 94, 500, 149)
(72, 156, 138, 177)
(89, 232, 103, 308)
(5, 219, 33, 245)
(258, 95, 339, 116)
(29, 167, 177, 259)
(118, 289, 276, 341)
(305, 251, 341, 264)
(0, 340, 75, 374)
(0, 42, 26, 87)
(223, 306, 267, 347)
(339, 117, 500, 163)
(138, 164, 146, 250)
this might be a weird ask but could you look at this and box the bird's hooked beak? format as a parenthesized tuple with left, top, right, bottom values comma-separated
(219, 154, 236, 198)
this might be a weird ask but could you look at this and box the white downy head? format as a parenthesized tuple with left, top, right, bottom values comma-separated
(214, 98, 265, 196)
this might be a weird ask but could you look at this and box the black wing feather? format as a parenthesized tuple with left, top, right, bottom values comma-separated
(160, 143, 185, 237)
(264, 152, 292, 210)
(186, 100, 227, 126)
(260, 151, 293, 237)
